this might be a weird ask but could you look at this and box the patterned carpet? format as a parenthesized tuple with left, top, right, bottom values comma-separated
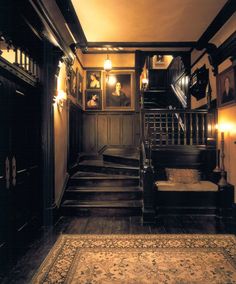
(32, 234, 236, 284)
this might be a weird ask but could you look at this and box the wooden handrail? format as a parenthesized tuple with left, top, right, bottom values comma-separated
(142, 108, 208, 147)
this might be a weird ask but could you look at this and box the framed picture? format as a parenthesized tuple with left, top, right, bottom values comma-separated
(217, 65, 236, 108)
(104, 71, 134, 111)
(77, 71, 83, 105)
(86, 70, 101, 89)
(85, 90, 102, 110)
(70, 69, 77, 98)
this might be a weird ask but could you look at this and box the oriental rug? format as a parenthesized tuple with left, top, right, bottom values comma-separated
(32, 234, 236, 284)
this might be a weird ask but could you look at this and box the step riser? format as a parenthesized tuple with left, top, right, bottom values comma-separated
(65, 191, 142, 201)
(69, 179, 140, 187)
(103, 155, 139, 167)
(78, 165, 139, 176)
(61, 207, 142, 217)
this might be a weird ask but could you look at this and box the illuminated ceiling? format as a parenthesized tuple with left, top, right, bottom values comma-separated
(71, 0, 227, 43)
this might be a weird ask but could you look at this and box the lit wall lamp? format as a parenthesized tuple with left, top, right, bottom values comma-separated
(218, 123, 232, 186)
(141, 78, 149, 91)
(104, 54, 112, 81)
(53, 90, 67, 111)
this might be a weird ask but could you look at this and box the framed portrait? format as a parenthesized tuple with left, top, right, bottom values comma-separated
(217, 65, 236, 108)
(70, 69, 77, 98)
(85, 90, 102, 111)
(86, 70, 101, 89)
(77, 71, 83, 105)
(104, 71, 134, 111)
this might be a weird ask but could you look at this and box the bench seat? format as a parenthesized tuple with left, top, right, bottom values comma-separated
(155, 181, 218, 192)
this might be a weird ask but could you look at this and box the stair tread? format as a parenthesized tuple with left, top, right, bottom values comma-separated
(62, 200, 143, 208)
(71, 172, 140, 179)
(66, 186, 142, 192)
(103, 148, 139, 160)
(79, 159, 139, 169)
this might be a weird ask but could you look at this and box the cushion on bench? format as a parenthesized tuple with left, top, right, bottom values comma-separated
(155, 181, 218, 192)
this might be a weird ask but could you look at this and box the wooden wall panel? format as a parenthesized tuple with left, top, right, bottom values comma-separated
(82, 112, 139, 153)
(122, 115, 134, 145)
(109, 115, 121, 145)
(83, 115, 97, 152)
(97, 115, 108, 149)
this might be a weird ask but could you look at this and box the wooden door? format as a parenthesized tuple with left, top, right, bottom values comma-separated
(0, 75, 41, 262)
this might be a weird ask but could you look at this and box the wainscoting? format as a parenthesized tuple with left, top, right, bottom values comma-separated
(82, 112, 140, 153)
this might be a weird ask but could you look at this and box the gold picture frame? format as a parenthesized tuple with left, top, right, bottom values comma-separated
(103, 71, 135, 111)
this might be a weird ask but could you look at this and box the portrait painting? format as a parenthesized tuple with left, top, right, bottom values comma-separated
(86, 71, 101, 89)
(77, 71, 83, 106)
(217, 65, 236, 108)
(85, 90, 102, 111)
(70, 69, 77, 98)
(104, 72, 134, 111)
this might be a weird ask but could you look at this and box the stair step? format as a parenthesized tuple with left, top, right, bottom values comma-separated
(79, 160, 139, 176)
(102, 148, 139, 167)
(62, 200, 143, 207)
(66, 186, 142, 192)
(69, 172, 140, 187)
(65, 186, 143, 201)
(61, 200, 143, 216)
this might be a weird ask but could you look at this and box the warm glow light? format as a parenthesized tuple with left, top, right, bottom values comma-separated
(218, 123, 232, 133)
(107, 75, 117, 85)
(54, 90, 67, 110)
(104, 56, 112, 72)
(142, 78, 149, 85)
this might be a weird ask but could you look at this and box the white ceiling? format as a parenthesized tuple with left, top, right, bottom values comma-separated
(71, 0, 227, 43)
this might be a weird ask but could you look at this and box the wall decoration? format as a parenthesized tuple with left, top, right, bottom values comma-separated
(86, 70, 101, 89)
(217, 65, 236, 108)
(104, 72, 134, 111)
(85, 90, 102, 110)
(70, 68, 77, 98)
(77, 71, 83, 105)
(190, 65, 209, 101)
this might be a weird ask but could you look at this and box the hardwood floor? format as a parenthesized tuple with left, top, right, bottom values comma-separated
(1, 215, 235, 284)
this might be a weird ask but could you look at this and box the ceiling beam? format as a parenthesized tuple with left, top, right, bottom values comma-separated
(86, 42, 196, 49)
(55, 0, 87, 48)
(196, 0, 236, 50)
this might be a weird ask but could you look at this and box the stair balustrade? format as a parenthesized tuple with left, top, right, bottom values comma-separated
(141, 108, 208, 148)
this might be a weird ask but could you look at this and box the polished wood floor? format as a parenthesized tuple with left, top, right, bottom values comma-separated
(1, 215, 235, 284)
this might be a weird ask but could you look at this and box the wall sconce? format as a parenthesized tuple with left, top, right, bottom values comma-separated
(141, 78, 149, 90)
(104, 54, 112, 80)
(217, 123, 232, 186)
(53, 90, 67, 111)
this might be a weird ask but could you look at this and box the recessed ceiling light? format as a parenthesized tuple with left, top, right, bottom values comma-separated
(118, 47, 123, 50)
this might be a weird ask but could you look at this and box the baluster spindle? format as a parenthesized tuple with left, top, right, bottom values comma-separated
(159, 113, 162, 146)
(24, 52, 27, 70)
(202, 113, 205, 144)
(196, 113, 199, 145)
(171, 113, 174, 145)
(184, 113, 187, 145)
(20, 50, 23, 67)
(14, 47, 18, 65)
(178, 115, 180, 145)
(190, 113, 193, 145)
(166, 113, 168, 145)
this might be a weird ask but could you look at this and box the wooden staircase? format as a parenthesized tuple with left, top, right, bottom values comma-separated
(61, 148, 142, 216)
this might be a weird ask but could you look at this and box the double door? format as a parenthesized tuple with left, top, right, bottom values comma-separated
(0, 74, 41, 264)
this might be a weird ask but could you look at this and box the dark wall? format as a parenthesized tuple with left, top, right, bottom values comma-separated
(82, 112, 139, 153)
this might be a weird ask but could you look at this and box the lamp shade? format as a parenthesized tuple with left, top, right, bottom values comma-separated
(104, 56, 112, 72)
